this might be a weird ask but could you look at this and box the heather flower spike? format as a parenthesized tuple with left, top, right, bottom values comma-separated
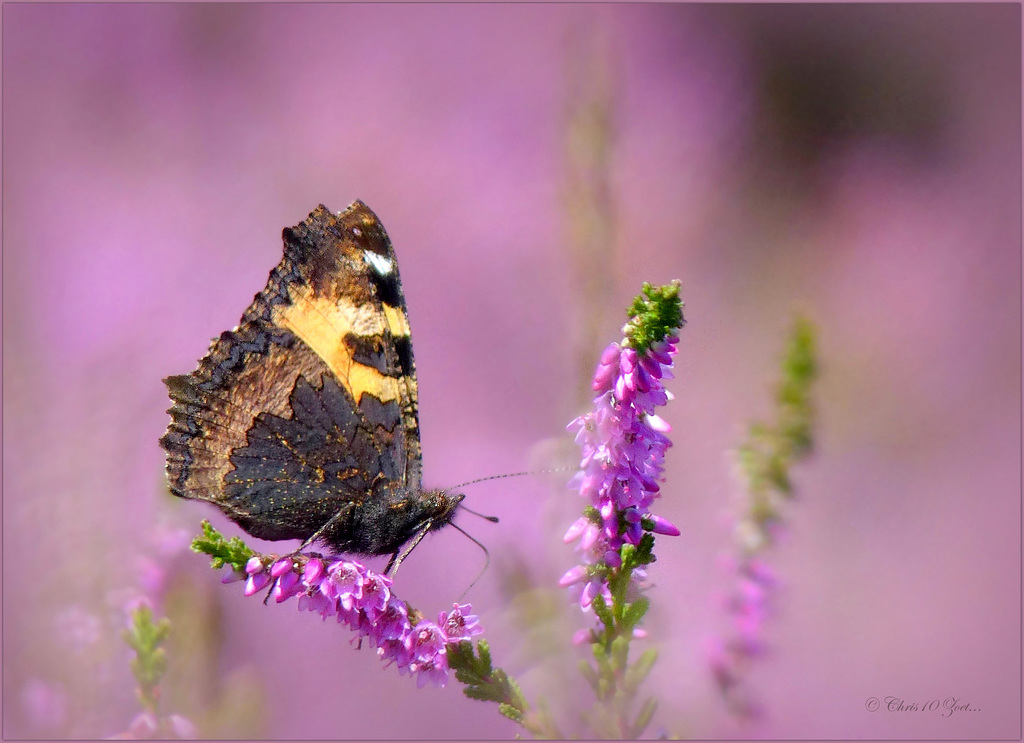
(710, 315, 818, 720)
(113, 603, 196, 738)
(191, 522, 480, 690)
(564, 281, 685, 739)
(192, 528, 554, 735)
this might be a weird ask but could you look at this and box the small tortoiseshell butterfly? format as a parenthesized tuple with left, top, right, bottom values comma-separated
(160, 202, 462, 572)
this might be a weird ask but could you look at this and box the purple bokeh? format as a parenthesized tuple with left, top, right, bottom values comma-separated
(3, 4, 1019, 739)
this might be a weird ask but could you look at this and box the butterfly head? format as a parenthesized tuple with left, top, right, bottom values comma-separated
(422, 489, 466, 531)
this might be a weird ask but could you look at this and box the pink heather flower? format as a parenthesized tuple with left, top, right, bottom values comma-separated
(53, 606, 102, 652)
(706, 638, 736, 690)
(303, 557, 326, 584)
(564, 337, 681, 616)
(563, 517, 589, 543)
(592, 342, 622, 393)
(743, 558, 777, 586)
(297, 587, 333, 616)
(374, 597, 412, 643)
(232, 552, 481, 688)
(558, 565, 588, 587)
(440, 603, 483, 640)
(21, 679, 67, 732)
(270, 557, 294, 578)
(378, 638, 414, 671)
(166, 715, 198, 739)
(647, 514, 681, 536)
(404, 621, 451, 688)
(359, 572, 392, 616)
(407, 622, 447, 663)
(272, 569, 302, 603)
(324, 560, 365, 610)
(220, 565, 245, 584)
(413, 656, 449, 688)
(111, 712, 197, 740)
(708, 552, 781, 716)
(127, 712, 158, 739)
(244, 557, 271, 596)
(138, 557, 166, 597)
(572, 628, 594, 646)
(580, 577, 612, 610)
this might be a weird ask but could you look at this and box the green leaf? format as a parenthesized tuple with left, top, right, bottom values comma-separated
(631, 696, 658, 738)
(634, 533, 656, 565)
(191, 520, 254, 573)
(531, 699, 565, 740)
(123, 604, 173, 715)
(610, 634, 630, 672)
(624, 648, 658, 694)
(477, 639, 492, 669)
(463, 685, 497, 703)
(622, 281, 685, 355)
(498, 703, 524, 724)
(499, 670, 528, 708)
(450, 639, 539, 733)
(592, 640, 612, 671)
(578, 659, 600, 693)
(619, 542, 636, 564)
(592, 592, 614, 632)
(621, 597, 650, 631)
(446, 640, 480, 676)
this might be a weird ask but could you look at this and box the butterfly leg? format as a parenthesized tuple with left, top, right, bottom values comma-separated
(262, 579, 277, 606)
(384, 520, 433, 578)
(291, 503, 356, 555)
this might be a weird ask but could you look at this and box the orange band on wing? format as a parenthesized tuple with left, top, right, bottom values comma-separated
(273, 285, 405, 404)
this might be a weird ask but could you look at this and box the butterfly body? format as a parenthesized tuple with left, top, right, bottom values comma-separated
(160, 202, 461, 559)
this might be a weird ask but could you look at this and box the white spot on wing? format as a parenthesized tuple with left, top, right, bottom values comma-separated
(364, 250, 394, 276)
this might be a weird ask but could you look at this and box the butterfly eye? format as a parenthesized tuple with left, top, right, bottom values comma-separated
(436, 491, 464, 515)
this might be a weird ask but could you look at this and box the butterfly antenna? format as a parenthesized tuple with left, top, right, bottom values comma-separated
(451, 522, 491, 602)
(459, 504, 499, 523)
(449, 465, 576, 491)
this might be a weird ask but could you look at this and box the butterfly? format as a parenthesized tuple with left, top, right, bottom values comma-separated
(159, 201, 463, 574)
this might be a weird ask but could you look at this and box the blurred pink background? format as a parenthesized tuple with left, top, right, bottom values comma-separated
(3, 4, 1019, 739)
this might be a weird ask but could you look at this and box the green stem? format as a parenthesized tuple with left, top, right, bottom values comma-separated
(448, 640, 562, 738)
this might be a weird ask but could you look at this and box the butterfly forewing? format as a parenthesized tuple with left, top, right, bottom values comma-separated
(160, 202, 447, 556)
